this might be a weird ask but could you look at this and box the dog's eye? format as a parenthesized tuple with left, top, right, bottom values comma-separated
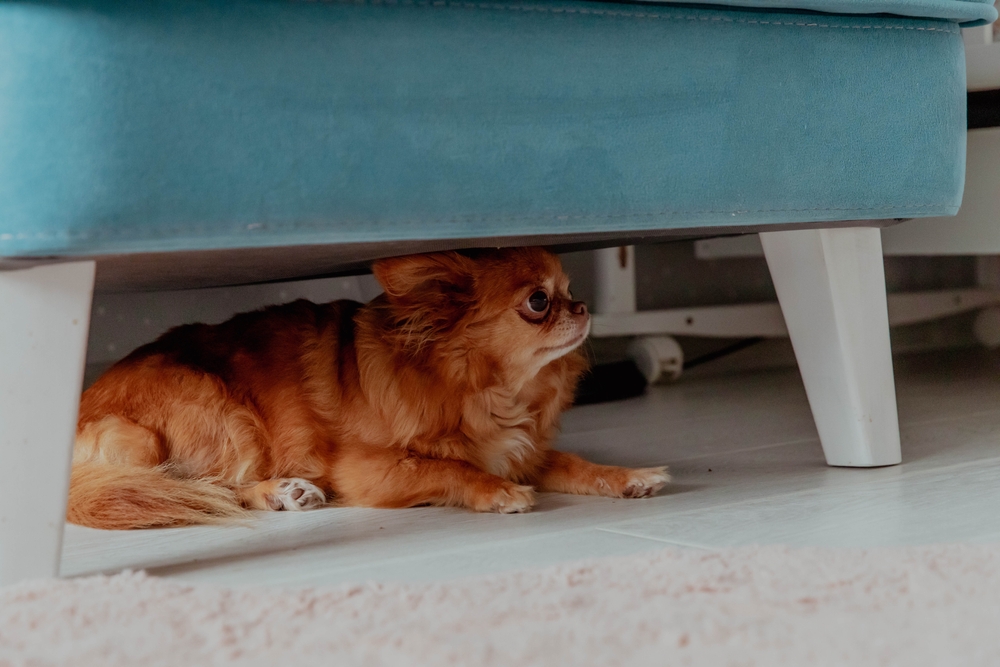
(527, 291, 549, 313)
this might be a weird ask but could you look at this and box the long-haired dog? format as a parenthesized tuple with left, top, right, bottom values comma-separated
(70, 248, 669, 529)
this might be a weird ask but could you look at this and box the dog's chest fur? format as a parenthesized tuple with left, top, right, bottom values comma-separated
(462, 383, 551, 480)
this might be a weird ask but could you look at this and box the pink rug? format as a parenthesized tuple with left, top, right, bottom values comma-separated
(3, 545, 999, 666)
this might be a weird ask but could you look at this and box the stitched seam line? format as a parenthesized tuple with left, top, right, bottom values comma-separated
(296, 0, 961, 35)
(0, 203, 951, 242)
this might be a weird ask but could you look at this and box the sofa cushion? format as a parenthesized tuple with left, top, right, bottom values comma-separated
(0, 0, 974, 275)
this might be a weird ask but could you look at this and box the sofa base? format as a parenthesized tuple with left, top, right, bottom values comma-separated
(2, 218, 901, 292)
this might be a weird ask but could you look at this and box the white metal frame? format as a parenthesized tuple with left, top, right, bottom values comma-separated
(592, 243, 1000, 340)
(592, 284, 1000, 338)
(0, 261, 95, 586)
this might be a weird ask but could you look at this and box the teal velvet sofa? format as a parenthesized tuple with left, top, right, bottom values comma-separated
(0, 0, 995, 584)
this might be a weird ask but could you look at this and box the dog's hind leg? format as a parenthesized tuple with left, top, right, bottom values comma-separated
(69, 417, 246, 529)
(74, 415, 166, 468)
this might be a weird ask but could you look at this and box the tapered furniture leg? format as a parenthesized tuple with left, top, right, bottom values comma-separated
(0, 261, 96, 584)
(760, 228, 901, 467)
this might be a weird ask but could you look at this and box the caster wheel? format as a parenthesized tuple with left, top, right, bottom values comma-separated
(628, 336, 684, 384)
(974, 307, 1000, 349)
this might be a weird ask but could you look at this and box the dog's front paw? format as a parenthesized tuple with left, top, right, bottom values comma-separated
(619, 466, 670, 498)
(266, 478, 327, 511)
(475, 483, 536, 514)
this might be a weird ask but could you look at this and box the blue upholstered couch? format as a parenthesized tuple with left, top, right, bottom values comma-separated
(1, 0, 994, 286)
(0, 0, 995, 583)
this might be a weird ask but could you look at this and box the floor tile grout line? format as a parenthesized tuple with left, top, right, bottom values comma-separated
(594, 527, 715, 551)
(148, 525, 652, 581)
(561, 414, 813, 437)
(886, 450, 1000, 481)
(566, 406, 1000, 468)
(682, 405, 1000, 465)
(169, 528, 717, 587)
(598, 450, 1000, 529)
(564, 406, 1000, 457)
(659, 436, 819, 465)
(563, 391, 1000, 432)
(901, 407, 1000, 428)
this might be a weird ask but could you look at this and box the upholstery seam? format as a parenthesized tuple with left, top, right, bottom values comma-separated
(296, 0, 961, 35)
(0, 203, 951, 242)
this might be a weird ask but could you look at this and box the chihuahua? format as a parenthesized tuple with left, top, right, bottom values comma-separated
(69, 248, 669, 529)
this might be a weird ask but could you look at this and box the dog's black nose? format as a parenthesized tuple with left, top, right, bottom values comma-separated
(570, 300, 588, 316)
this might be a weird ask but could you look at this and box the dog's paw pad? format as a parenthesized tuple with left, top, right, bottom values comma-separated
(621, 467, 670, 499)
(488, 484, 535, 514)
(267, 478, 327, 511)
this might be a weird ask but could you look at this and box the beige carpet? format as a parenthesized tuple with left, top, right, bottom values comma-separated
(3, 545, 999, 666)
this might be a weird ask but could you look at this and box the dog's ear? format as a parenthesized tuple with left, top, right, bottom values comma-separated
(372, 252, 475, 301)
(372, 252, 479, 350)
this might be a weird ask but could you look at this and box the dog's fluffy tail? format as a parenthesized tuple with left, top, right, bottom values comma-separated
(67, 461, 248, 530)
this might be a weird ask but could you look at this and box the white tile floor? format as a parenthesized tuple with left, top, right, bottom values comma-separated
(59, 348, 1000, 588)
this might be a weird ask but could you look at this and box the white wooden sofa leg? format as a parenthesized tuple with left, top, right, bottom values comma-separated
(0, 261, 96, 585)
(759, 228, 901, 467)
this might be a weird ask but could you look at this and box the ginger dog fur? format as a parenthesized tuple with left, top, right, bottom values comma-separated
(69, 248, 669, 529)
